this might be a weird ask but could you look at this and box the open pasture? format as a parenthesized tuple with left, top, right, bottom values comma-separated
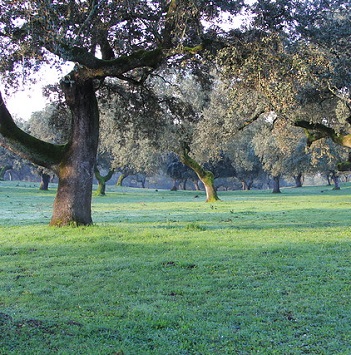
(1, 181, 351, 354)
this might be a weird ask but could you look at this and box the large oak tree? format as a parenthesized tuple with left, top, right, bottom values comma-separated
(0, 0, 244, 225)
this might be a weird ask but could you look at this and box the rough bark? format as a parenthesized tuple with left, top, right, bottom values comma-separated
(50, 78, 99, 226)
(179, 145, 220, 202)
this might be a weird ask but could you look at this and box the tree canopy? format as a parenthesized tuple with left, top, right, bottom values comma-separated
(1, 0, 350, 225)
(0, 0, 246, 225)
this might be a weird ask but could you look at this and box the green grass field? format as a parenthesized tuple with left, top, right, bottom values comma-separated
(1, 181, 351, 354)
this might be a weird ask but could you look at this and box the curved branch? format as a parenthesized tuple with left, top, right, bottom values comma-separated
(94, 166, 115, 181)
(178, 143, 220, 202)
(52, 44, 163, 78)
(295, 120, 351, 148)
(0, 92, 66, 170)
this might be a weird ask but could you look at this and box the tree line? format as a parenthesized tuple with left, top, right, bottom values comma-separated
(0, 0, 350, 225)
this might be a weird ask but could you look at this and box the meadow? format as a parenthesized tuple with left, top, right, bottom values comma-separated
(0, 181, 351, 354)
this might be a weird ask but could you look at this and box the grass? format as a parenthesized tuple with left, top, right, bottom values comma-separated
(1, 181, 351, 354)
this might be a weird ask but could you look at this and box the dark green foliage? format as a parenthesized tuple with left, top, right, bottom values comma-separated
(337, 161, 351, 171)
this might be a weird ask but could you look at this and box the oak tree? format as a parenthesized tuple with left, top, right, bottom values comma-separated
(0, 0, 244, 225)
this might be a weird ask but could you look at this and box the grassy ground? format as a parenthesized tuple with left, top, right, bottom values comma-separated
(1, 181, 351, 354)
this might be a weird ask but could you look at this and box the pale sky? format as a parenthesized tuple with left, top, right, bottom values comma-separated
(6, 87, 48, 120)
(1, 62, 73, 120)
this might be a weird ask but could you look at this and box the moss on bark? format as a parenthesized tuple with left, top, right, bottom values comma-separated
(179, 145, 220, 202)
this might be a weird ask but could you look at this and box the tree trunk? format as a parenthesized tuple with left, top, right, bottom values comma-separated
(241, 180, 251, 190)
(96, 180, 106, 196)
(193, 179, 200, 191)
(94, 167, 115, 196)
(179, 145, 220, 202)
(331, 170, 341, 190)
(170, 179, 179, 191)
(39, 173, 51, 190)
(325, 172, 332, 185)
(136, 173, 146, 188)
(116, 173, 126, 186)
(294, 173, 303, 187)
(272, 175, 281, 193)
(0, 165, 12, 180)
(50, 79, 99, 226)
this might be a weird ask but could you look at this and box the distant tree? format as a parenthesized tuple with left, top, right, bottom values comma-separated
(148, 69, 221, 201)
(0, 147, 13, 180)
(94, 167, 115, 196)
(39, 171, 51, 191)
(223, 125, 266, 190)
(0, 164, 12, 181)
(308, 138, 349, 189)
(204, 153, 236, 180)
(252, 121, 309, 193)
(166, 157, 199, 191)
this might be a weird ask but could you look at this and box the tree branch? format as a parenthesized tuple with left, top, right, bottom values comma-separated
(0, 92, 66, 170)
(237, 107, 266, 131)
(53, 45, 164, 80)
(294, 119, 351, 148)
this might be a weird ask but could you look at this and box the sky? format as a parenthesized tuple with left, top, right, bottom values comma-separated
(6, 85, 49, 120)
(1, 64, 72, 121)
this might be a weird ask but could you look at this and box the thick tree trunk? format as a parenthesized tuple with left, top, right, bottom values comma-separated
(50, 79, 99, 226)
(179, 145, 220, 202)
(39, 173, 51, 190)
(272, 175, 281, 193)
